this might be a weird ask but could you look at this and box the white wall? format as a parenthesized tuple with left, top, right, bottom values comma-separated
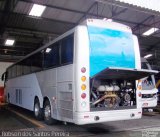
(0, 62, 13, 87)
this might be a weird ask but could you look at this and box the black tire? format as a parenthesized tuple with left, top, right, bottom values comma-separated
(34, 98, 43, 120)
(44, 100, 57, 125)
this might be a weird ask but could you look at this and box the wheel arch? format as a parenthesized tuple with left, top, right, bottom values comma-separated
(43, 96, 50, 107)
(34, 96, 43, 109)
(43, 96, 54, 118)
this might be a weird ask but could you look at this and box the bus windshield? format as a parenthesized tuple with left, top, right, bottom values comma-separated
(141, 62, 155, 90)
(88, 26, 135, 77)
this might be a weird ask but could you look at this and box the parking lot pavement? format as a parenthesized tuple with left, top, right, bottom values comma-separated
(0, 107, 37, 134)
(0, 105, 160, 137)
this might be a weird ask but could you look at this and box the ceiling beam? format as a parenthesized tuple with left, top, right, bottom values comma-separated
(0, 0, 18, 34)
(77, 2, 98, 23)
(0, 50, 29, 56)
(147, 40, 160, 51)
(132, 15, 155, 31)
(112, 8, 128, 18)
(0, 10, 76, 26)
(0, 54, 23, 62)
(6, 27, 60, 36)
(17, 0, 150, 27)
(19, 0, 85, 15)
(0, 0, 12, 34)
(0, 44, 37, 50)
(0, 35, 42, 44)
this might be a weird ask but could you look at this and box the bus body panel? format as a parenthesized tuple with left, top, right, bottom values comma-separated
(133, 35, 141, 69)
(6, 74, 43, 110)
(74, 26, 90, 112)
(35, 68, 58, 119)
(36, 64, 74, 121)
(56, 65, 74, 121)
(83, 19, 132, 33)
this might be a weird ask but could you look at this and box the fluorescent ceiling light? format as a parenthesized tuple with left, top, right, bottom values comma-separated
(5, 39, 15, 46)
(45, 48, 51, 53)
(142, 28, 159, 36)
(29, 4, 46, 17)
(144, 54, 153, 59)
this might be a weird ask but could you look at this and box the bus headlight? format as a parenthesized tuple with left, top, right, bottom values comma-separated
(138, 92, 142, 97)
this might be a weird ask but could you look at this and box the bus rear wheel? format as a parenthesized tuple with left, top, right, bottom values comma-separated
(34, 98, 43, 120)
(44, 100, 57, 125)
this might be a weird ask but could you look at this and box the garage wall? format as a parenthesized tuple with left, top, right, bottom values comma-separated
(0, 62, 13, 87)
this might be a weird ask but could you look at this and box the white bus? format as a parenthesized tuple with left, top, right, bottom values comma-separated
(140, 58, 158, 108)
(2, 19, 158, 125)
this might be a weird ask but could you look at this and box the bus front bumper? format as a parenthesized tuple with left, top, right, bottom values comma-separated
(141, 98, 157, 108)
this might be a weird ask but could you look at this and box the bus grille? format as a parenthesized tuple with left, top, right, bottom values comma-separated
(142, 93, 156, 98)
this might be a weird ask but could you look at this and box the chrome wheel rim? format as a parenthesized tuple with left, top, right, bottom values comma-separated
(44, 105, 51, 120)
(34, 103, 40, 117)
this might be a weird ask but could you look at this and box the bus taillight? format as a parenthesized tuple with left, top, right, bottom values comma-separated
(81, 93, 86, 99)
(81, 102, 87, 107)
(81, 67, 86, 73)
(81, 76, 86, 82)
(81, 84, 86, 90)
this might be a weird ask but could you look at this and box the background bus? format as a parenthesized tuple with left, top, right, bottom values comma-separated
(0, 62, 13, 103)
(2, 19, 158, 125)
(141, 58, 158, 108)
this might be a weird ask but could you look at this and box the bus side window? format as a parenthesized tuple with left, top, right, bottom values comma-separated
(23, 57, 32, 75)
(5, 71, 8, 81)
(31, 52, 43, 72)
(44, 43, 60, 68)
(17, 63, 23, 76)
(8, 68, 11, 79)
(61, 34, 74, 65)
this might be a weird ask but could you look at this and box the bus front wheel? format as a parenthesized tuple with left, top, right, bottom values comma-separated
(44, 100, 57, 125)
(34, 98, 43, 120)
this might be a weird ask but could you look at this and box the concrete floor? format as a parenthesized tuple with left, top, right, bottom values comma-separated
(0, 106, 37, 133)
(0, 105, 160, 137)
(0, 108, 28, 131)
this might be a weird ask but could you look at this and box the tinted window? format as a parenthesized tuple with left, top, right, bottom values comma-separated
(11, 66, 16, 78)
(61, 35, 73, 64)
(22, 57, 31, 75)
(44, 43, 60, 68)
(31, 52, 43, 72)
(16, 62, 23, 76)
(8, 68, 12, 79)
